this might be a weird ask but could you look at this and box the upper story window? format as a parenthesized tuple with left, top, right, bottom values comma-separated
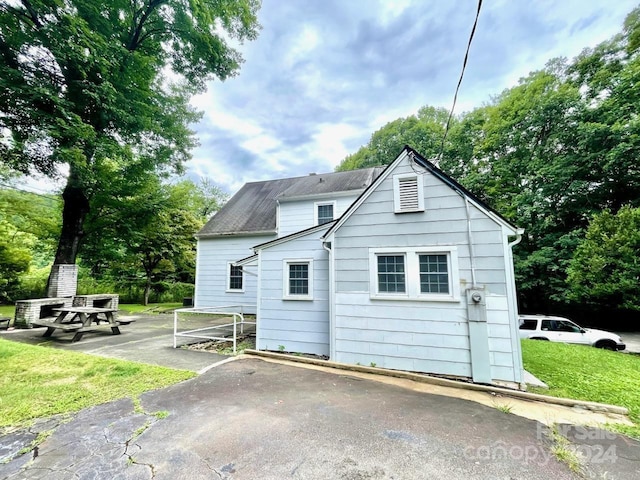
(315, 201, 335, 225)
(227, 263, 244, 292)
(393, 173, 424, 213)
(283, 259, 314, 300)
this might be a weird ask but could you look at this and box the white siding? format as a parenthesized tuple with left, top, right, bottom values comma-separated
(195, 235, 274, 314)
(278, 195, 359, 236)
(332, 157, 519, 382)
(257, 229, 330, 356)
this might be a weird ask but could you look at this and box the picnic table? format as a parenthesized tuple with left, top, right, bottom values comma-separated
(31, 306, 129, 342)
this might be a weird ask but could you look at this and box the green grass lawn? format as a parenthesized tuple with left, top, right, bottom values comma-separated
(0, 305, 14, 318)
(0, 338, 195, 428)
(522, 339, 640, 439)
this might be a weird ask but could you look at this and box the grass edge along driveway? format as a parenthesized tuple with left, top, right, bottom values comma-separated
(522, 339, 640, 439)
(0, 338, 195, 429)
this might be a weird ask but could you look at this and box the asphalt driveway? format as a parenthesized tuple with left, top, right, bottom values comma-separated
(2, 357, 638, 480)
(1, 317, 638, 479)
(619, 332, 640, 354)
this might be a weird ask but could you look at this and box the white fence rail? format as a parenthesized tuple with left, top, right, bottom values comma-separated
(173, 305, 256, 353)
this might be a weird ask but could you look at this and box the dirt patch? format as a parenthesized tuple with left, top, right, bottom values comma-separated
(185, 336, 329, 361)
(185, 335, 256, 355)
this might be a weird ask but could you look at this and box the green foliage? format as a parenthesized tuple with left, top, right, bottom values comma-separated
(522, 339, 640, 439)
(0, 0, 260, 270)
(80, 176, 219, 304)
(337, 7, 640, 317)
(336, 106, 451, 171)
(567, 207, 640, 310)
(0, 187, 60, 301)
(0, 220, 33, 302)
(0, 338, 194, 428)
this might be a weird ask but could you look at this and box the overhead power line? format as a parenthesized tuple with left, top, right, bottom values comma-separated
(436, 0, 483, 165)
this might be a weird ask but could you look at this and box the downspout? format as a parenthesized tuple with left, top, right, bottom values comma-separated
(464, 195, 477, 287)
(322, 239, 335, 360)
(509, 228, 524, 248)
(508, 227, 525, 387)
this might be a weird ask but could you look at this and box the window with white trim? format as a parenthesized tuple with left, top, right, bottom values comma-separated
(393, 173, 424, 213)
(227, 263, 244, 292)
(283, 259, 313, 300)
(369, 247, 459, 301)
(315, 201, 335, 225)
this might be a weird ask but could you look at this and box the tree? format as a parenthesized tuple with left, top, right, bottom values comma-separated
(567, 206, 640, 311)
(0, 186, 61, 300)
(79, 172, 225, 304)
(335, 106, 452, 171)
(0, 0, 260, 285)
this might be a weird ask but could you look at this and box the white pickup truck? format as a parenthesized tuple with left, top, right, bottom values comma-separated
(518, 314, 626, 351)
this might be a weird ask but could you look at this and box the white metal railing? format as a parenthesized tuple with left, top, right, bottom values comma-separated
(173, 305, 256, 353)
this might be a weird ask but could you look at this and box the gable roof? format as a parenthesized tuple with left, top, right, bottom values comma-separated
(323, 146, 519, 239)
(196, 167, 384, 238)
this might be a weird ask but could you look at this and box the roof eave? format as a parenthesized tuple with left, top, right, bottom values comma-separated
(277, 189, 366, 202)
(196, 229, 277, 239)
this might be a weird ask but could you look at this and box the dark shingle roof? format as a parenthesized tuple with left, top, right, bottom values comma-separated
(197, 167, 384, 237)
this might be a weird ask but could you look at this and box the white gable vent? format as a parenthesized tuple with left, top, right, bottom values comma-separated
(393, 174, 424, 213)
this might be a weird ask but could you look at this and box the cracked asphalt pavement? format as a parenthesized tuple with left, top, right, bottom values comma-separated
(4, 357, 637, 479)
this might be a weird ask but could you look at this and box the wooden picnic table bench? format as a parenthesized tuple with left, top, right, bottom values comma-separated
(30, 306, 128, 342)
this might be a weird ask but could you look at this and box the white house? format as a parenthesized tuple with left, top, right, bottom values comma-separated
(195, 147, 524, 386)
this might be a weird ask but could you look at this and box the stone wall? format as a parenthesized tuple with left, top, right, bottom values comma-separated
(73, 294, 119, 311)
(14, 297, 74, 328)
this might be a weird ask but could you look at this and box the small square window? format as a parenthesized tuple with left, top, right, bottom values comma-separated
(377, 255, 406, 293)
(419, 254, 449, 294)
(228, 264, 243, 291)
(317, 203, 334, 225)
(284, 259, 313, 300)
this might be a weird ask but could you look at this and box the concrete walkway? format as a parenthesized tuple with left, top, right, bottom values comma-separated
(0, 313, 231, 372)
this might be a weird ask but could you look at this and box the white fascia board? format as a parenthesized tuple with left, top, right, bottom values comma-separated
(234, 254, 258, 267)
(254, 222, 334, 251)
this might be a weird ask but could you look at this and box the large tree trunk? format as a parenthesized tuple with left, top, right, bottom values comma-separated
(47, 172, 90, 291)
(143, 277, 151, 306)
(53, 183, 90, 264)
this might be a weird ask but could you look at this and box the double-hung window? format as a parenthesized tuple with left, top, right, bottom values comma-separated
(370, 247, 459, 301)
(315, 202, 335, 225)
(227, 263, 244, 292)
(419, 254, 449, 294)
(283, 259, 313, 300)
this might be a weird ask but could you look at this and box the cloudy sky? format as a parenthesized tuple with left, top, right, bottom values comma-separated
(187, 0, 638, 195)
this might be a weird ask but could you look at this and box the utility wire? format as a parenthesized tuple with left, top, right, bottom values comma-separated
(435, 0, 483, 166)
